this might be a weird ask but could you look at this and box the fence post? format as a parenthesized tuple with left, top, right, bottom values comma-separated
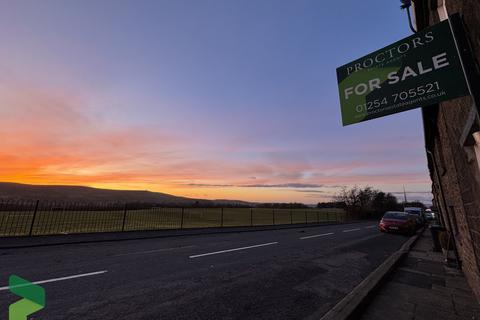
(181, 207, 184, 229)
(250, 208, 253, 226)
(304, 210, 307, 224)
(121, 203, 128, 232)
(221, 208, 224, 227)
(290, 209, 293, 224)
(272, 208, 275, 225)
(28, 200, 40, 236)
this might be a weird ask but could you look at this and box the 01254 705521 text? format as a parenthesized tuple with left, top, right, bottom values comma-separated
(354, 81, 441, 113)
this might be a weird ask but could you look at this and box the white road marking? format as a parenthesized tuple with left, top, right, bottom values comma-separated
(0, 270, 108, 291)
(364, 225, 376, 229)
(342, 228, 361, 233)
(189, 242, 278, 259)
(114, 245, 196, 257)
(300, 232, 334, 240)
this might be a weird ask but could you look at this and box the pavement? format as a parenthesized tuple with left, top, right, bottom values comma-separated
(359, 229, 480, 320)
(0, 221, 409, 320)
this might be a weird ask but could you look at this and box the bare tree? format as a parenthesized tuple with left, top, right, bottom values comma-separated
(335, 186, 400, 218)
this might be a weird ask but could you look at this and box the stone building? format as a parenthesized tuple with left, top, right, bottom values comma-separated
(413, 0, 480, 300)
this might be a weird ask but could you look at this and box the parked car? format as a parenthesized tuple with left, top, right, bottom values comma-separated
(425, 211, 434, 221)
(404, 207, 426, 227)
(379, 211, 417, 235)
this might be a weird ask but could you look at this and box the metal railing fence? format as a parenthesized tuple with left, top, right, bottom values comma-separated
(0, 200, 348, 237)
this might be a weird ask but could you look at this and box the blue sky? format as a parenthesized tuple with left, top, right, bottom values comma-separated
(0, 0, 432, 203)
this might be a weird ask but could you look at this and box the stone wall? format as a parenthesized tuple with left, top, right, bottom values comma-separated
(415, 0, 480, 301)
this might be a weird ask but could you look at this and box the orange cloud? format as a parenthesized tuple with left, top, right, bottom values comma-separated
(0, 80, 430, 202)
(0, 82, 183, 186)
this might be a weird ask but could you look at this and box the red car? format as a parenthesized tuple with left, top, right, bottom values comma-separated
(379, 211, 416, 235)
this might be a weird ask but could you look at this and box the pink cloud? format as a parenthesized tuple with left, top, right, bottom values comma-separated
(0, 79, 430, 201)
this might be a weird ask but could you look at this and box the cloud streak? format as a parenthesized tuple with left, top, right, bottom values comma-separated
(0, 79, 431, 203)
(242, 183, 324, 188)
(185, 183, 324, 188)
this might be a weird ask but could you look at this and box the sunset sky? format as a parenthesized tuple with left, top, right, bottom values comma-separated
(0, 0, 432, 203)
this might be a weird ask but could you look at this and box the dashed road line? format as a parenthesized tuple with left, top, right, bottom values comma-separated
(342, 228, 361, 233)
(364, 225, 376, 229)
(0, 270, 108, 291)
(189, 242, 278, 259)
(300, 232, 334, 240)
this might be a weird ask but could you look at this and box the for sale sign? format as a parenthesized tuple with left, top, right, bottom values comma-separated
(336, 18, 469, 126)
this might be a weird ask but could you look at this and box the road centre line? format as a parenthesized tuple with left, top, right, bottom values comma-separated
(300, 232, 334, 240)
(364, 225, 376, 229)
(114, 245, 196, 257)
(342, 228, 361, 232)
(0, 270, 108, 291)
(189, 242, 278, 259)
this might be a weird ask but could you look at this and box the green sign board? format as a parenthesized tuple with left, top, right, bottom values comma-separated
(337, 19, 469, 126)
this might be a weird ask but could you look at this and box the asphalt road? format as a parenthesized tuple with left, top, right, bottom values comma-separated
(0, 221, 408, 320)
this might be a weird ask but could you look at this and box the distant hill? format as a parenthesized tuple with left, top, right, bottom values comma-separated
(0, 182, 252, 206)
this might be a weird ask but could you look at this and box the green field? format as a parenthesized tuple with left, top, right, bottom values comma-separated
(0, 207, 346, 237)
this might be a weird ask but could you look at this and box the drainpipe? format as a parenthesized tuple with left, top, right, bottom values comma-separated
(426, 149, 462, 269)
